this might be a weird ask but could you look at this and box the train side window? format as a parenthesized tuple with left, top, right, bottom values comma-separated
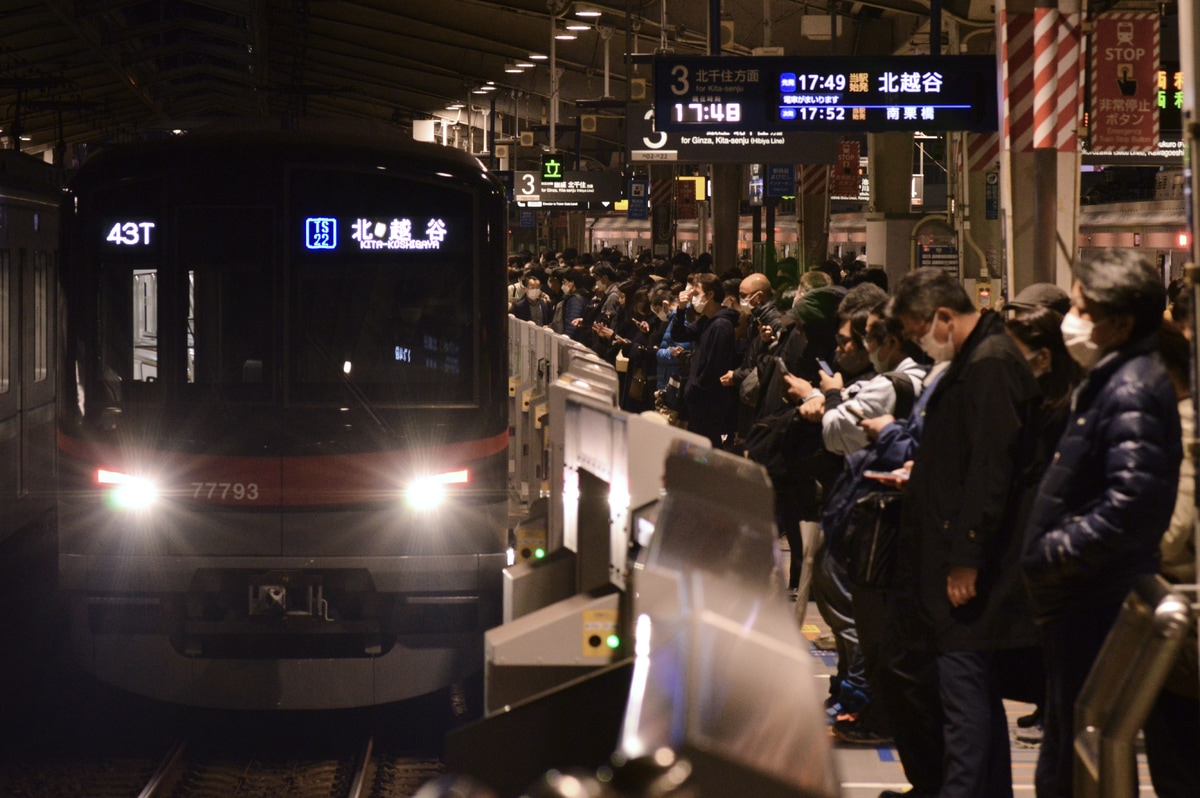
(0, 251, 9, 394)
(0, 252, 8, 391)
(33, 251, 49, 383)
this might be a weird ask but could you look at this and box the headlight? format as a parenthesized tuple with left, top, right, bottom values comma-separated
(97, 468, 160, 510)
(404, 468, 469, 511)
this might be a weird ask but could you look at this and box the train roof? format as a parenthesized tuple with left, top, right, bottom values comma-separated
(70, 125, 503, 194)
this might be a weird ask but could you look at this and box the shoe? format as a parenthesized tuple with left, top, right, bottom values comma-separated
(823, 695, 842, 725)
(1015, 723, 1043, 747)
(1017, 706, 1043, 728)
(833, 714, 893, 745)
(814, 632, 837, 651)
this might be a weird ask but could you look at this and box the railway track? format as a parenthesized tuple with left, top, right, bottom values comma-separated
(136, 735, 445, 798)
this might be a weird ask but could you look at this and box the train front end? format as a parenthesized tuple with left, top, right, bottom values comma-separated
(56, 132, 509, 709)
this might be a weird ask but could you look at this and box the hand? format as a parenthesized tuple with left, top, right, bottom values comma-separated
(867, 460, 911, 490)
(593, 323, 614, 339)
(819, 370, 843, 392)
(678, 289, 692, 306)
(670, 346, 684, 357)
(799, 394, 826, 421)
(636, 319, 650, 334)
(859, 413, 895, 442)
(782, 373, 815, 404)
(570, 317, 583, 328)
(759, 325, 777, 344)
(719, 370, 735, 387)
(947, 566, 979, 608)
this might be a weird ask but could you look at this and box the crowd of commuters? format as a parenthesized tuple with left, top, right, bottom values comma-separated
(509, 246, 1199, 798)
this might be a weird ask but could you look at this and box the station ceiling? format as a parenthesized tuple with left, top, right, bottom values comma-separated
(4, 1, 995, 166)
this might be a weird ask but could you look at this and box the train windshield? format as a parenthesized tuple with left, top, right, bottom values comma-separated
(83, 166, 479, 415)
(288, 168, 478, 407)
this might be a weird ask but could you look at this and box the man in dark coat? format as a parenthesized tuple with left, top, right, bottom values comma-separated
(891, 268, 1042, 798)
(1023, 250, 1180, 798)
(509, 275, 552, 326)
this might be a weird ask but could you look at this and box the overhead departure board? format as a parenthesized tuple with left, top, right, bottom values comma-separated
(653, 55, 998, 133)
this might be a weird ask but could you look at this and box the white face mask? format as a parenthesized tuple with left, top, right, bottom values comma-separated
(692, 295, 707, 314)
(654, 308, 669, 322)
(868, 347, 886, 374)
(1061, 311, 1099, 369)
(739, 298, 753, 310)
(526, 288, 541, 300)
(918, 319, 955, 363)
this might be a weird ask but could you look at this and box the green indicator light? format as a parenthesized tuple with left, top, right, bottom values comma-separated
(606, 634, 620, 649)
(534, 547, 546, 559)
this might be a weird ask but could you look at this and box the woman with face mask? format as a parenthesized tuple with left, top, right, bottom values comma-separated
(1023, 251, 1181, 798)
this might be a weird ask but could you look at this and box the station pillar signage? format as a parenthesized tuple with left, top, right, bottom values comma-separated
(1090, 13, 1160, 152)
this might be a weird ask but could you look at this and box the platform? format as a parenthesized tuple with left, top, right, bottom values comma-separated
(798, 604, 1158, 796)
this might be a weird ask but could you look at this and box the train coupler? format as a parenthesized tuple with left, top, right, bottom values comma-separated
(248, 571, 333, 620)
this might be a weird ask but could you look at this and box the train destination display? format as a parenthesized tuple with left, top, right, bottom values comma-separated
(302, 216, 451, 251)
(654, 55, 997, 133)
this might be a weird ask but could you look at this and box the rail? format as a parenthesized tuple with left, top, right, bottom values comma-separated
(1074, 574, 1195, 798)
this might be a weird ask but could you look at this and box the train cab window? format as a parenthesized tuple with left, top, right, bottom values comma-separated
(178, 206, 274, 403)
(0, 252, 9, 395)
(97, 263, 161, 404)
(289, 170, 477, 407)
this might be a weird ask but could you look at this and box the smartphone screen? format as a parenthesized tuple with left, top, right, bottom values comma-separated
(864, 470, 909, 481)
(817, 358, 833, 376)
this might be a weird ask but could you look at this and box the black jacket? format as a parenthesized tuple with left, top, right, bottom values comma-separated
(1023, 333, 1181, 621)
(684, 306, 740, 438)
(899, 310, 1042, 651)
(510, 295, 552, 326)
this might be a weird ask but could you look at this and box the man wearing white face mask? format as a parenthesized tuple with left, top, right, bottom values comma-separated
(1023, 250, 1180, 798)
(510, 275, 553, 327)
(889, 267, 1042, 798)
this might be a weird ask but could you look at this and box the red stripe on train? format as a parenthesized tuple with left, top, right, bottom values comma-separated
(58, 430, 508, 507)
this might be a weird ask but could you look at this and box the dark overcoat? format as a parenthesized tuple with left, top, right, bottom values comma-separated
(898, 310, 1042, 651)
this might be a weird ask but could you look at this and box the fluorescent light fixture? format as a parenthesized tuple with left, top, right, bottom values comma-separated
(516, 60, 535, 68)
(504, 62, 524, 73)
(554, 21, 577, 40)
(571, 2, 604, 17)
(529, 52, 548, 60)
(565, 21, 591, 31)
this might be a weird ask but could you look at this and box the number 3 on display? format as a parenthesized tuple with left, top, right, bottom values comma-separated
(670, 65, 690, 96)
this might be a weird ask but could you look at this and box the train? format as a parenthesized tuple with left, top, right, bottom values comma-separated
(0, 152, 59, 546)
(55, 129, 510, 709)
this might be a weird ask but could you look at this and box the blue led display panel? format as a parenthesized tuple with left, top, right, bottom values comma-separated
(654, 55, 998, 133)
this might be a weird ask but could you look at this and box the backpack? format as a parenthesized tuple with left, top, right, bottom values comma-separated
(742, 404, 825, 486)
(842, 489, 904, 588)
(549, 300, 566, 334)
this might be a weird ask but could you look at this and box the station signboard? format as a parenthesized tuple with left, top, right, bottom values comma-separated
(627, 105, 835, 164)
(653, 55, 997, 134)
(513, 170, 622, 207)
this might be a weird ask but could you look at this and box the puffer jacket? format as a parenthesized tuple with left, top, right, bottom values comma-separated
(1022, 332, 1182, 621)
